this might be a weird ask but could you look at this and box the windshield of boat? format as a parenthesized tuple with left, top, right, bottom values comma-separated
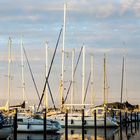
(97, 109, 104, 114)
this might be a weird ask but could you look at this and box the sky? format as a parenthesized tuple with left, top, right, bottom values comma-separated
(0, 0, 140, 107)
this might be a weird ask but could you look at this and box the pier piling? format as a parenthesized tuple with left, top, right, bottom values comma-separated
(94, 110, 97, 140)
(65, 109, 68, 140)
(120, 111, 122, 140)
(43, 108, 46, 140)
(137, 112, 139, 129)
(104, 111, 107, 139)
(130, 111, 133, 134)
(82, 109, 85, 140)
(125, 111, 127, 124)
(137, 112, 139, 122)
(125, 112, 128, 135)
(135, 112, 137, 132)
(14, 109, 17, 140)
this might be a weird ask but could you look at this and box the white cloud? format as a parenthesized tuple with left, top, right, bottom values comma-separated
(68, 0, 116, 18)
(120, 0, 140, 16)
(0, 0, 139, 104)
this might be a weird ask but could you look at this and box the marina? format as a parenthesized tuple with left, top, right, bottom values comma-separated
(0, 0, 140, 140)
(1, 108, 140, 139)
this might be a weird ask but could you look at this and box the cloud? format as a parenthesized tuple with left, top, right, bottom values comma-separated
(120, 0, 140, 16)
(0, 0, 139, 104)
(0, 0, 139, 26)
(67, 0, 116, 18)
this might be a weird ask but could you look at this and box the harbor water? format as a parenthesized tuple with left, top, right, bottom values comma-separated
(5, 122, 140, 140)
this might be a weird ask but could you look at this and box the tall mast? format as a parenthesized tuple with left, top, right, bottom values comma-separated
(45, 41, 48, 111)
(8, 37, 12, 109)
(103, 54, 107, 106)
(71, 48, 75, 113)
(60, 3, 66, 108)
(82, 46, 85, 108)
(120, 56, 124, 103)
(21, 37, 25, 101)
(90, 54, 94, 107)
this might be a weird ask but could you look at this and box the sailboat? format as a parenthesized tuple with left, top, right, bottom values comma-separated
(17, 114, 61, 132)
(48, 50, 118, 128)
(0, 37, 26, 111)
(0, 38, 13, 138)
(107, 56, 138, 122)
(89, 54, 118, 125)
(16, 38, 61, 133)
(46, 3, 118, 128)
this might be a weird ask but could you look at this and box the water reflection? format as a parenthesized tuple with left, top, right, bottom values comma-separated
(4, 122, 140, 140)
(61, 128, 118, 140)
(17, 133, 61, 140)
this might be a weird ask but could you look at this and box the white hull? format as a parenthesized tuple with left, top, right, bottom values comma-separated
(48, 115, 118, 128)
(17, 123, 58, 132)
(17, 117, 61, 132)
(58, 118, 117, 128)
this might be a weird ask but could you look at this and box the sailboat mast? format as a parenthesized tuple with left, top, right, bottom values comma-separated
(45, 41, 48, 111)
(21, 38, 25, 101)
(82, 46, 85, 108)
(103, 54, 107, 105)
(8, 37, 12, 108)
(60, 3, 66, 108)
(90, 54, 94, 107)
(120, 56, 124, 103)
(71, 48, 75, 113)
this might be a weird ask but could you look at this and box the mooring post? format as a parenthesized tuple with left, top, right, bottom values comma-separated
(104, 110, 107, 139)
(137, 112, 139, 129)
(65, 109, 68, 140)
(94, 110, 97, 140)
(120, 111, 122, 126)
(125, 111, 128, 135)
(82, 109, 85, 140)
(125, 111, 127, 124)
(137, 112, 139, 122)
(131, 111, 133, 122)
(43, 108, 46, 140)
(14, 108, 17, 140)
(120, 111, 122, 140)
(130, 111, 133, 134)
(135, 112, 137, 133)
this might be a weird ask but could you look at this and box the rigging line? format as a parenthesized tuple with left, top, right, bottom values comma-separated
(37, 27, 63, 111)
(23, 46, 43, 107)
(120, 56, 124, 103)
(124, 58, 128, 101)
(84, 72, 91, 103)
(105, 68, 109, 103)
(64, 46, 83, 103)
(47, 82, 56, 110)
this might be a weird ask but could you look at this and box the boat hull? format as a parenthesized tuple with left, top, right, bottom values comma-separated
(17, 118, 61, 133)
(49, 116, 118, 128)
(17, 124, 58, 133)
